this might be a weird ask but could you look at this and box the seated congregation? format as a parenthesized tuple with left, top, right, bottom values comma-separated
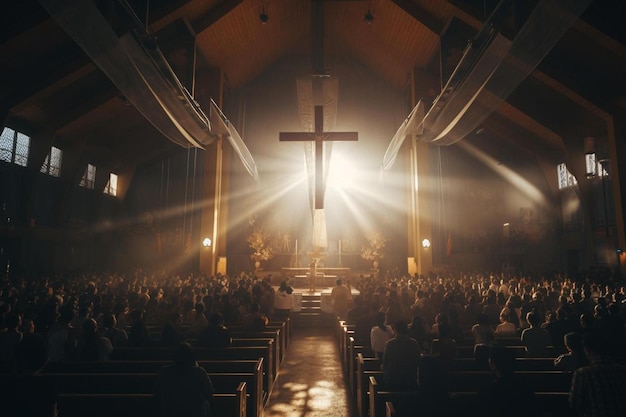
(340, 270, 626, 417)
(1, 268, 626, 417)
(0, 271, 290, 417)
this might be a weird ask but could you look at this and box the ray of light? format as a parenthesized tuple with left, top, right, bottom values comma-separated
(459, 141, 548, 206)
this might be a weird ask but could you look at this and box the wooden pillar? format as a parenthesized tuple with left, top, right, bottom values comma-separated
(408, 69, 434, 275)
(607, 115, 626, 277)
(195, 68, 229, 276)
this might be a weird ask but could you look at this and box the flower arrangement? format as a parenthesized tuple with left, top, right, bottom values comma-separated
(361, 230, 388, 262)
(247, 228, 274, 262)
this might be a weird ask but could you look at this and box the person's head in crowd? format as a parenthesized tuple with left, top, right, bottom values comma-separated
(58, 305, 75, 324)
(278, 281, 291, 293)
(21, 318, 35, 334)
(101, 313, 117, 329)
(129, 308, 144, 323)
(581, 331, 609, 359)
(173, 342, 196, 367)
(499, 308, 512, 324)
(526, 311, 541, 328)
(394, 320, 408, 335)
(209, 312, 225, 327)
(5, 312, 21, 331)
(555, 307, 568, 321)
(477, 313, 490, 326)
(580, 313, 595, 331)
(194, 302, 204, 316)
(593, 304, 608, 319)
(82, 317, 98, 336)
(438, 322, 452, 339)
(374, 311, 387, 329)
(410, 315, 425, 330)
(435, 313, 449, 326)
(564, 332, 583, 354)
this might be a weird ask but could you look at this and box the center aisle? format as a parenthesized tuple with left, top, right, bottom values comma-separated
(265, 326, 352, 417)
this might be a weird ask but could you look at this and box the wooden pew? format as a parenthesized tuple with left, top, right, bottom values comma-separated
(446, 370, 572, 393)
(356, 364, 571, 417)
(43, 359, 262, 375)
(368, 376, 417, 417)
(56, 382, 247, 417)
(138, 319, 288, 361)
(349, 338, 375, 400)
(229, 338, 278, 383)
(452, 344, 564, 358)
(38, 372, 263, 417)
(231, 322, 287, 363)
(232, 332, 283, 364)
(110, 344, 274, 392)
(369, 376, 573, 417)
(452, 357, 557, 371)
(42, 359, 266, 410)
(359, 369, 572, 395)
(385, 401, 396, 417)
(356, 353, 383, 417)
(337, 320, 355, 359)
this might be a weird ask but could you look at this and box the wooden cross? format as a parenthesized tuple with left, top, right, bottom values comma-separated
(280, 105, 358, 209)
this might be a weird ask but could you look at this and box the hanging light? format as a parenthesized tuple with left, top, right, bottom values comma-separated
(260, 4, 269, 24)
(365, 0, 374, 24)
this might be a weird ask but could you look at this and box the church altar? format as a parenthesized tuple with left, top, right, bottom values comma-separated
(290, 286, 360, 313)
(281, 267, 352, 281)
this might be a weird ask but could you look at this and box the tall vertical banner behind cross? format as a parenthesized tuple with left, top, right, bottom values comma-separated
(279, 0, 358, 260)
(279, 105, 358, 209)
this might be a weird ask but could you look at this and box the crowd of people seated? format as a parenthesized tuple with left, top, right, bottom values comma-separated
(345, 270, 626, 355)
(1, 267, 626, 416)
(0, 270, 286, 416)
(0, 270, 282, 367)
(343, 269, 626, 416)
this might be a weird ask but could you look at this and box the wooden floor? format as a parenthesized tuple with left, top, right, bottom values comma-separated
(265, 326, 353, 417)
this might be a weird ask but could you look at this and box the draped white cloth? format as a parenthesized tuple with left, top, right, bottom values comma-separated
(39, 0, 213, 149)
(417, 0, 591, 146)
(39, 0, 259, 181)
(379, 100, 424, 178)
(210, 100, 259, 182)
(296, 76, 340, 250)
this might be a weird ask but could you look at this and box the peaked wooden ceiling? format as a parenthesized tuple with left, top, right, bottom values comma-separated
(1, 0, 625, 195)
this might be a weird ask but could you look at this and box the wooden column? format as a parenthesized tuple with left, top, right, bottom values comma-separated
(195, 68, 229, 277)
(408, 69, 434, 275)
(607, 115, 626, 277)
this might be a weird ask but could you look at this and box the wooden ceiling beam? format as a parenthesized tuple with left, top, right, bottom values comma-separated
(9, 64, 97, 114)
(573, 19, 626, 61)
(3, 51, 89, 109)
